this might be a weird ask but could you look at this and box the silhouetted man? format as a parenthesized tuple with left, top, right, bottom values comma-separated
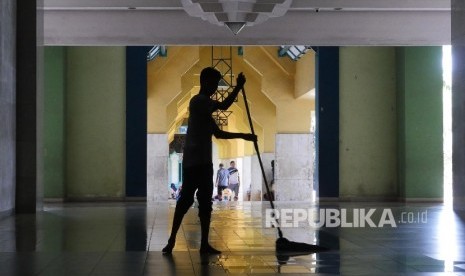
(162, 67, 256, 255)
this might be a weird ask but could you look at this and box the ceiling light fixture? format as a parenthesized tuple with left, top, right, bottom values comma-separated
(278, 45, 313, 61)
(181, 0, 293, 35)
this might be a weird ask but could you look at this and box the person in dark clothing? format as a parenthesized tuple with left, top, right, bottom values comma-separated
(170, 183, 177, 199)
(162, 67, 256, 255)
(215, 163, 229, 201)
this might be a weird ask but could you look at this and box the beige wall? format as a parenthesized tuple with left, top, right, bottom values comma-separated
(66, 47, 126, 198)
(339, 47, 398, 198)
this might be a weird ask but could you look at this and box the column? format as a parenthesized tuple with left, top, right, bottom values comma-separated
(16, 0, 40, 213)
(0, 0, 16, 216)
(339, 47, 398, 200)
(147, 134, 169, 201)
(126, 47, 151, 197)
(43, 47, 66, 199)
(452, 0, 465, 210)
(397, 47, 443, 200)
(274, 134, 314, 201)
(315, 47, 339, 198)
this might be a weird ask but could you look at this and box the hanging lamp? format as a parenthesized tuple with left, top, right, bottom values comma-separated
(181, 0, 292, 35)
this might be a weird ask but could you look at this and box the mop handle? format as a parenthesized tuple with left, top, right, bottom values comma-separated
(241, 86, 283, 239)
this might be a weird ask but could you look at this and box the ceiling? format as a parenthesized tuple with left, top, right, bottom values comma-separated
(43, 0, 451, 46)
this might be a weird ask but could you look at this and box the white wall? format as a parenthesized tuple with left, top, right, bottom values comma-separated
(274, 134, 314, 201)
(147, 134, 169, 201)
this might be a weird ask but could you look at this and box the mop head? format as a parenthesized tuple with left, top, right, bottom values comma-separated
(276, 237, 329, 253)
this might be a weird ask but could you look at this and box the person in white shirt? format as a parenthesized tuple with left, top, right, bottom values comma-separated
(227, 161, 240, 201)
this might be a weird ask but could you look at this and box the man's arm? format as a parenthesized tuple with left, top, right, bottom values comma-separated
(213, 121, 256, 141)
(214, 73, 246, 111)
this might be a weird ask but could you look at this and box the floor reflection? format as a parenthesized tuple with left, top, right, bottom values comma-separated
(15, 214, 37, 252)
(0, 201, 464, 275)
(125, 206, 147, 251)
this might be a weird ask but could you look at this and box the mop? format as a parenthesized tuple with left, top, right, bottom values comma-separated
(241, 86, 328, 254)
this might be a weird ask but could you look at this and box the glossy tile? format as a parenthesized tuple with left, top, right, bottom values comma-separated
(0, 201, 464, 275)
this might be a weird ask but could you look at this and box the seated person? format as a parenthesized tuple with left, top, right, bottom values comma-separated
(222, 188, 234, 201)
(170, 183, 177, 199)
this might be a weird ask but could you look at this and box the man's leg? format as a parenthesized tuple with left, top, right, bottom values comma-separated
(216, 186, 221, 200)
(196, 165, 221, 254)
(232, 184, 239, 201)
(218, 186, 225, 201)
(162, 167, 196, 254)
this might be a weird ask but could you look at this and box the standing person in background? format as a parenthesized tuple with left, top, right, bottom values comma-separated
(215, 163, 229, 201)
(228, 160, 240, 201)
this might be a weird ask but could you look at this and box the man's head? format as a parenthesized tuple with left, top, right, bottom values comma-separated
(200, 67, 222, 96)
(219, 163, 224, 168)
(230, 160, 236, 168)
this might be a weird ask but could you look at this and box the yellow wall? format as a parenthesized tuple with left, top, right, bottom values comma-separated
(242, 47, 314, 133)
(147, 46, 316, 159)
(295, 51, 316, 99)
(147, 46, 200, 133)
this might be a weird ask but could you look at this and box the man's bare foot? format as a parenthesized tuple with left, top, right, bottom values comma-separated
(199, 244, 221, 254)
(162, 241, 175, 254)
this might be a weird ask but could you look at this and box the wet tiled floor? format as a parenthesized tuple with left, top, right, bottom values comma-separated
(0, 201, 464, 275)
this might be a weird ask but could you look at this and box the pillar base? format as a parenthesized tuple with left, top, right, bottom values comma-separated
(147, 134, 169, 202)
(274, 134, 314, 202)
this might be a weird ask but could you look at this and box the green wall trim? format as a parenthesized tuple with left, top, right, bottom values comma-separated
(397, 47, 443, 198)
(44, 47, 66, 198)
(340, 47, 443, 199)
